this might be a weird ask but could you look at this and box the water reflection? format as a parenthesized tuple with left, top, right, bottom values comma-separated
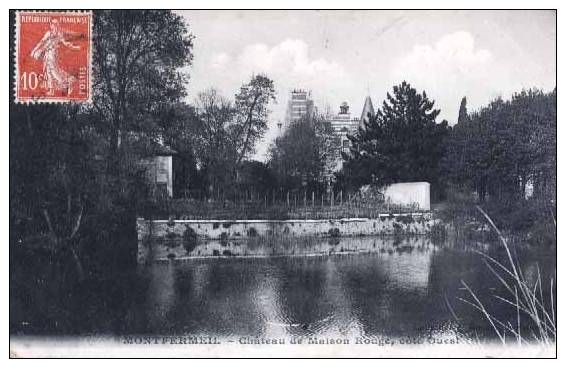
(10, 232, 554, 344)
(140, 236, 439, 260)
(139, 236, 464, 340)
(132, 235, 556, 343)
(145, 262, 176, 329)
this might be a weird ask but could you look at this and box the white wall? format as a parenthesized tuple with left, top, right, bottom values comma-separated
(139, 155, 173, 197)
(160, 155, 173, 197)
(383, 182, 430, 211)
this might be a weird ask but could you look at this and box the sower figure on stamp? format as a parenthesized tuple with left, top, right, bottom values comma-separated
(30, 19, 81, 96)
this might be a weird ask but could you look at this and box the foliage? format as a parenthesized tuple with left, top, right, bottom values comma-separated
(160, 103, 200, 194)
(237, 160, 278, 194)
(443, 89, 556, 204)
(268, 115, 339, 190)
(457, 96, 470, 127)
(10, 10, 195, 280)
(342, 81, 449, 195)
(190, 76, 276, 193)
(192, 88, 238, 190)
(91, 10, 194, 170)
(232, 75, 277, 165)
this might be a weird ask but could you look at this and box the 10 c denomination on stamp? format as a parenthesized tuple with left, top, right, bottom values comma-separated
(14, 11, 92, 103)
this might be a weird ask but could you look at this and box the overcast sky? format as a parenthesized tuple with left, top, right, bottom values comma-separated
(176, 10, 556, 160)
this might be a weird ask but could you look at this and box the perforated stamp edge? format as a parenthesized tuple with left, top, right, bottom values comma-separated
(13, 10, 93, 104)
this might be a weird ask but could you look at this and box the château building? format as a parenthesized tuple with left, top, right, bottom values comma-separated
(359, 95, 375, 129)
(331, 101, 359, 155)
(280, 90, 377, 175)
(329, 96, 375, 172)
(284, 89, 314, 128)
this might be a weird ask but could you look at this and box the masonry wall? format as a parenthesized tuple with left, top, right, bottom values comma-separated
(138, 213, 436, 241)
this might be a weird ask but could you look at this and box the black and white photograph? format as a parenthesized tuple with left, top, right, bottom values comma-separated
(8, 7, 557, 358)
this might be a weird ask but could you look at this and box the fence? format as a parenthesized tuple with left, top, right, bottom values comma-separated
(141, 188, 424, 220)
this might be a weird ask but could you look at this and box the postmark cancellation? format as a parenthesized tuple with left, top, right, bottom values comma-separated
(14, 11, 92, 103)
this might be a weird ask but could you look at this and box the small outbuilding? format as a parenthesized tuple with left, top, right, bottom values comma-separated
(138, 144, 176, 198)
(382, 182, 430, 211)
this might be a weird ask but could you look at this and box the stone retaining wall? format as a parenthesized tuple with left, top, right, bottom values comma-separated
(136, 213, 441, 264)
(137, 213, 438, 242)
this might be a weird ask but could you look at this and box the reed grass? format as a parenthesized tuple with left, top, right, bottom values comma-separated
(457, 205, 556, 345)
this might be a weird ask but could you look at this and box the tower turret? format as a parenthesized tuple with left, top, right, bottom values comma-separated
(359, 96, 375, 128)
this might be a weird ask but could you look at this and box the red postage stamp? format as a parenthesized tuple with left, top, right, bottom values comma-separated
(14, 11, 92, 103)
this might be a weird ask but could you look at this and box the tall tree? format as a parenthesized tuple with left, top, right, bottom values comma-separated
(10, 10, 196, 278)
(444, 89, 556, 203)
(269, 115, 338, 190)
(190, 75, 276, 192)
(193, 88, 238, 191)
(92, 10, 194, 171)
(159, 103, 201, 197)
(343, 81, 449, 192)
(457, 96, 470, 127)
(231, 75, 276, 166)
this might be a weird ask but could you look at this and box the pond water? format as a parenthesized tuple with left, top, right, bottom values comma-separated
(128, 236, 555, 343)
(10, 236, 556, 345)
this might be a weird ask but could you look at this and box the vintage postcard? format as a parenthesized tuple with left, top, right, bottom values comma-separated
(9, 9, 557, 358)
